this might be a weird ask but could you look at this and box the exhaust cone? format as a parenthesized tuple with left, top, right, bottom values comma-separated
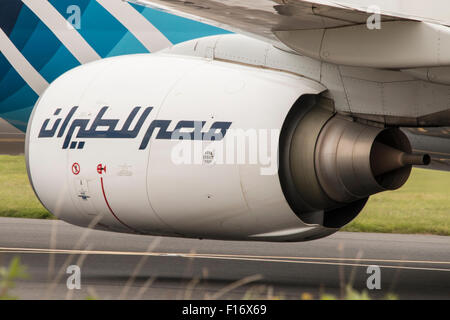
(371, 141, 431, 176)
(314, 116, 431, 204)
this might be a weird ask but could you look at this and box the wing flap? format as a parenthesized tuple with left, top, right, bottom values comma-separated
(275, 21, 450, 69)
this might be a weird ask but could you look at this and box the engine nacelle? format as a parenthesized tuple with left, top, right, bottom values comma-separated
(26, 53, 428, 241)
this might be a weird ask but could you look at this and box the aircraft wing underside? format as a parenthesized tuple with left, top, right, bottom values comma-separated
(129, 0, 414, 44)
(132, 0, 450, 170)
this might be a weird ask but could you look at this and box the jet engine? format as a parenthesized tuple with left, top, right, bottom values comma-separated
(26, 53, 429, 241)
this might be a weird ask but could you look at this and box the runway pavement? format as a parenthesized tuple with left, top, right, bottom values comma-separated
(0, 217, 448, 300)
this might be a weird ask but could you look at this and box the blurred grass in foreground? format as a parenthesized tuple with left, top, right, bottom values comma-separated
(0, 155, 448, 235)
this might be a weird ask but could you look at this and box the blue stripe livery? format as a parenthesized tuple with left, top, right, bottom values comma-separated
(0, 0, 231, 132)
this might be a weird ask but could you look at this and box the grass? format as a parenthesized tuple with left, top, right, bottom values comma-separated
(343, 168, 450, 235)
(0, 155, 448, 235)
(0, 155, 52, 219)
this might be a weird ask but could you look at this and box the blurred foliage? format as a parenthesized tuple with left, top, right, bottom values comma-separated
(319, 285, 398, 300)
(0, 257, 29, 300)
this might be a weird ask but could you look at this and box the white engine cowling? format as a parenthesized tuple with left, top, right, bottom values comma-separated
(27, 53, 426, 241)
(26, 53, 339, 241)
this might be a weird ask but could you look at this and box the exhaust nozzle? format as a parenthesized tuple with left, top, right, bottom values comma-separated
(281, 101, 429, 228)
(314, 116, 429, 204)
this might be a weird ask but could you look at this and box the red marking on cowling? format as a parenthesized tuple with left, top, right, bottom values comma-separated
(72, 163, 80, 175)
(100, 177, 138, 233)
(97, 164, 106, 175)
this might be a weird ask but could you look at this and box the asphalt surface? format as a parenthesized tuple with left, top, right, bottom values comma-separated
(0, 118, 25, 155)
(0, 217, 448, 300)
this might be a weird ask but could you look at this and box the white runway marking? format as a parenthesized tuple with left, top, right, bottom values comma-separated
(1, 247, 449, 273)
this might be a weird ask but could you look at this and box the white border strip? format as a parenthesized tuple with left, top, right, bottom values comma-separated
(97, 0, 172, 52)
(0, 29, 48, 95)
(21, 0, 101, 64)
